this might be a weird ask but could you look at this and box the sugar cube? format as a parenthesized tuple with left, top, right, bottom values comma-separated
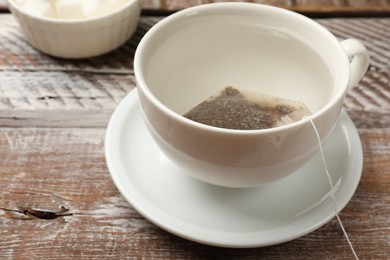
(14, 0, 128, 20)
(21, 0, 56, 18)
(110, 0, 128, 10)
(82, 0, 111, 18)
(55, 0, 83, 19)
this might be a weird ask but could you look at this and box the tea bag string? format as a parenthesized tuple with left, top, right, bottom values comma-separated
(306, 116, 359, 260)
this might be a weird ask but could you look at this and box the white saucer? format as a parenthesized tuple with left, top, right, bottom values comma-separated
(105, 89, 363, 248)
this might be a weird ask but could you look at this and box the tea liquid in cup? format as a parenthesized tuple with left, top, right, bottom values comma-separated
(134, 3, 369, 187)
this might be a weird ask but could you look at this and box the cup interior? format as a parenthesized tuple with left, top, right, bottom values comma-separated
(138, 4, 348, 121)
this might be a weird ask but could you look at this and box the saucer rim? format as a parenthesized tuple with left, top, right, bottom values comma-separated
(105, 89, 363, 248)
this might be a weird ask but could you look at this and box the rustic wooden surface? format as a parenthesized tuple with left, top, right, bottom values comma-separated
(1, 2, 390, 260)
(140, 0, 390, 15)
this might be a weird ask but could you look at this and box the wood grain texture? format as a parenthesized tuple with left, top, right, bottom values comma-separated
(140, 0, 390, 15)
(0, 128, 389, 259)
(0, 16, 160, 127)
(1, 15, 390, 127)
(0, 8, 390, 259)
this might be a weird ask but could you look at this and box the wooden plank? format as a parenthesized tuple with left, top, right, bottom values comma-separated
(1, 15, 389, 72)
(0, 71, 135, 127)
(0, 72, 135, 109)
(1, 15, 390, 127)
(140, 0, 390, 15)
(0, 15, 160, 127)
(0, 127, 389, 258)
(3, 69, 386, 128)
(318, 18, 390, 70)
(1, 4, 389, 259)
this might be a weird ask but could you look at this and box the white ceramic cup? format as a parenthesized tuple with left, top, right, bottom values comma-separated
(134, 3, 369, 187)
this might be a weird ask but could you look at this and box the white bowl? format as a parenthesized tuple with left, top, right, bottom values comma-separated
(6, 0, 140, 58)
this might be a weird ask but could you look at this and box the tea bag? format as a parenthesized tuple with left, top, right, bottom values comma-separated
(184, 86, 312, 130)
(275, 107, 312, 127)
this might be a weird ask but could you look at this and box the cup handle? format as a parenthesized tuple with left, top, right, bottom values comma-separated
(340, 39, 370, 90)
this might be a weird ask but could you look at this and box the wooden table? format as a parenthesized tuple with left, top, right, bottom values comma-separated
(1, 1, 389, 259)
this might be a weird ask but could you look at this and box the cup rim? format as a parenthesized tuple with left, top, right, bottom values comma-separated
(134, 2, 351, 135)
(6, 0, 139, 24)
